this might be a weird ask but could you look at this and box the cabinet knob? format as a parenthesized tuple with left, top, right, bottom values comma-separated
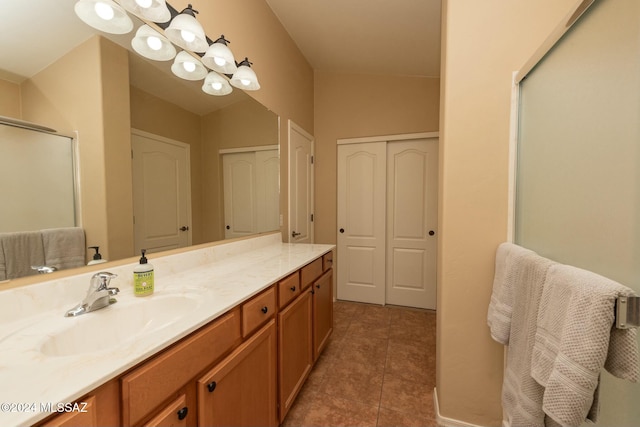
(207, 381, 217, 392)
(261, 306, 268, 314)
(177, 407, 188, 420)
(290, 286, 296, 292)
(316, 284, 321, 289)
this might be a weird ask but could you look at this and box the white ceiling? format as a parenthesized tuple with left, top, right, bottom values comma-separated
(0, 0, 441, 115)
(265, 0, 441, 77)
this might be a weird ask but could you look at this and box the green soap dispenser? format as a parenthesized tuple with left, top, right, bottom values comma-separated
(134, 249, 154, 297)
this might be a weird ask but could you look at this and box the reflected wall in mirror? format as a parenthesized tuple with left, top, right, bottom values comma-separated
(0, 0, 279, 280)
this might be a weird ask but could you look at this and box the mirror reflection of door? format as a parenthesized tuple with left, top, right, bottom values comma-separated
(222, 147, 280, 239)
(287, 121, 314, 243)
(131, 130, 191, 254)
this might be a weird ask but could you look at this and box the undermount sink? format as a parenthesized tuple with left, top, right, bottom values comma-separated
(40, 294, 201, 357)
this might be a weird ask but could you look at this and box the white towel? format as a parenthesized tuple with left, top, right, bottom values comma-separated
(0, 231, 45, 279)
(41, 227, 86, 270)
(532, 264, 639, 427)
(488, 242, 556, 426)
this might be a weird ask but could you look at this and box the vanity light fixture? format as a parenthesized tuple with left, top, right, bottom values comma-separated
(230, 58, 260, 91)
(164, 4, 209, 53)
(73, 0, 260, 95)
(202, 72, 233, 96)
(120, 0, 171, 23)
(171, 50, 208, 80)
(74, 0, 134, 34)
(202, 35, 238, 74)
(131, 24, 176, 61)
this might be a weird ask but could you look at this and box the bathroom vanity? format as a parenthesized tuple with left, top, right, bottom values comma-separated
(0, 233, 334, 426)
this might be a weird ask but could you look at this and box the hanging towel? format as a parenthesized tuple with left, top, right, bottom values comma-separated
(531, 264, 639, 427)
(488, 242, 556, 426)
(0, 231, 45, 279)
(41, 227, 86, 270)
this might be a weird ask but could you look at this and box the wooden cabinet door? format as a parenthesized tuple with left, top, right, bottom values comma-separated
(145, 394, 189, 427)
(313, 269, 333, 360)
(278, 288, 313, 422)
(197, 320, 278, 427)
(39, 396, 97, 427)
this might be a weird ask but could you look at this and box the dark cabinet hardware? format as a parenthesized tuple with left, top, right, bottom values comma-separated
(339, 228, 344, 233)
(177, 407, 188, 420)
(261, 306, 268, 314)
(429, 230, 435, 236)
(290, 286, 296, 292)
(207, 381, 217, 392)
(179, 226, 189, 231)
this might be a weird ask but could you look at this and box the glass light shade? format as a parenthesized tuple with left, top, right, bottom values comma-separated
(120, 0, 171, 23)
(202, 37, 237, 74)
(202, 72, 233, 96)
(230, 59, 260, 91)
(164, 7, 208, 52)
(74, 0, 133, 34)
(171, 51, 207, 80)
(131, 25, 176, 61)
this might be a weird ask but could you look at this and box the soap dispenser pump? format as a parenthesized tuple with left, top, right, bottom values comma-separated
(134, 249, 154, 297)
(87, 246, 107, 265)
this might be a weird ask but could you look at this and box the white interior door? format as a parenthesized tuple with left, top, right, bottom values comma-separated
(288, 121, 314, 243)
(255, 149, 280, 233)
(223, 152, 256, 239)
(337, 141, 387, 305)
(223, 149, 279, 239)
(132, 130, 191, 255)
(386, 139, 438, 309)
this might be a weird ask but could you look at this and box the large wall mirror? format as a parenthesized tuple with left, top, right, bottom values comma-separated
(0, 0, 279, 281)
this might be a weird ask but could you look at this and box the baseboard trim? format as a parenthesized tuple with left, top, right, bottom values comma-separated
(433, 387, 487, 427)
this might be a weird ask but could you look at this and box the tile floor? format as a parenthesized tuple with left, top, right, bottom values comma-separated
(282, 300, 438, 427)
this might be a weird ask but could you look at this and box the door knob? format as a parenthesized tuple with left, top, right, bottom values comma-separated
(339, 228, 345, 233)
(226, 225, 230, 230)
(179, 226, 189, 231)
(428, 230, 435, 236)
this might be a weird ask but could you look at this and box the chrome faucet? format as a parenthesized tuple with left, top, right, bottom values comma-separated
(65, 272, 119, 317)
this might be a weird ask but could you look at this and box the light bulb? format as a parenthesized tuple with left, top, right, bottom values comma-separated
(214, 56, 226, 67)
(146, 36, 162, 51)
(94, 2, 115, 20)
(183, 61, 196, 73)
(241, 79, 251, 86)
(135, 0, 153, 7)
(181, 30, 196, 43)
(212, 82, 223, 90)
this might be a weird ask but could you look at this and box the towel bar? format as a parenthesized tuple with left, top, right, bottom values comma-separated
(615, 296, 640, 329)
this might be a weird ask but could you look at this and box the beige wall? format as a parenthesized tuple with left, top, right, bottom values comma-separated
(19, 36, 133, 262)
(313, 71, 440, 244)
(0, 79, 20, 118)
(437, 0, 578, 424)
(170, 0, 314, 236)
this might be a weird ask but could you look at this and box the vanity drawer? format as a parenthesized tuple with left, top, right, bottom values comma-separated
(323, 251, 333, 271)
(301, 258, 323, 290)
(278, 272, 301, 309)
(242, 286, 276, 338)
(121, 308, 241, 427)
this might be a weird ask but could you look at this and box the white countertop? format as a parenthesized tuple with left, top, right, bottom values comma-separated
(0, 233, 334, 426)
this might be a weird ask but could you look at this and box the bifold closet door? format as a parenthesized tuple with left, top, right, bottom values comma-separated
(337, 142, 387, 305)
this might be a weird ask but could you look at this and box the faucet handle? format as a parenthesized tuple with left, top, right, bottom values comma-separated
(91, 271, 118, 290)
